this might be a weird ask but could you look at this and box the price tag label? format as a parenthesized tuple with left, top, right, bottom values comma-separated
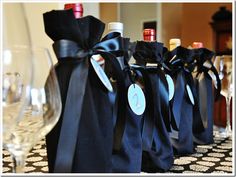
(165, 74, 175, 101)
(186, 84, 195, 105)
(90, 57, 113, 92)
(127, 84, 146, 115)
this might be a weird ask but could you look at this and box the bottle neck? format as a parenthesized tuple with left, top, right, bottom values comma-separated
(108, 22, 123, 37)
(109, 29, 123, 37)
(192, 42, 203, 49)
(169, 43, 180, 51)
(73, 11, 83, 19)
(169, 38, 181, 51)
(143, 29, 156, 42)
(64, 3, 83, 19)
(108, 22, 125, 69)
(143, 35, 156, 42)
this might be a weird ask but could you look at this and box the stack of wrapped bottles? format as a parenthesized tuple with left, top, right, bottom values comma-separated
(43, 3, 221, 173)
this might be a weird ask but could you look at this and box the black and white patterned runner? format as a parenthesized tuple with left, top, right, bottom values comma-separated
(2, 136, 232, 174)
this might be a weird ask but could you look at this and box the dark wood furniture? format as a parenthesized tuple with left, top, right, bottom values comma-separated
(210, 6, 232, 127)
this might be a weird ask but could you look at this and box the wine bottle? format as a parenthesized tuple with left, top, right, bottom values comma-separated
(108, 22, 124, 69)
(192, 42, 203, 49)
(108, 22, 123, 36)
(143, 28, 156, 42)
(134, 29, 174, 172)
(169, 38, 181, 51)
(45, 4, 83, 172)
(192, 42, 204, 74)
(64, 3, 83, 18)
(143, 29, 157, 67)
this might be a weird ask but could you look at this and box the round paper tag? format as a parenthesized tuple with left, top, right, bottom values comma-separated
(186, 84, 195, 105)
(90, 57, 113, 92)
(127, 84, 146, 115)
(165, 74, 175, 101)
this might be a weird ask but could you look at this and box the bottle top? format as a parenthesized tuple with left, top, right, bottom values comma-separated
(192, 42, 204, 48)
(143, 29, 156, 41)
(108, 22, 123, 31)
(64, 3, 83, 19)
(108, 22, 124, 36)
(169, 38, 181, 45)
(169, 38, 181, 50)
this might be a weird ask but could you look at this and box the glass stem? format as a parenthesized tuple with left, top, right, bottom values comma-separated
(226, 95, 232, 133)
(12, 154, 26, 173)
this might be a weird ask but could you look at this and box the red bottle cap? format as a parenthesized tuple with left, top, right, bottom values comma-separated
(192, 42, 203, 49)
(143, 29, 156, 41)
(64, 3, 83, 19)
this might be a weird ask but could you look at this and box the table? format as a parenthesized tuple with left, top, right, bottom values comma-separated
(2, 136, 232, 174)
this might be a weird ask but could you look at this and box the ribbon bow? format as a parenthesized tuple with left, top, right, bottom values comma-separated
(44, 11, 127, 172)
(193, 48, 221, 100)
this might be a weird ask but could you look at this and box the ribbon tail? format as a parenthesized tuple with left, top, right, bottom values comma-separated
(210, 65, 221, 101)
(192, 74, 206, 134)
(135, 67, 155, 151)
(171, 71, 185, 131)
(158, 70, 171, 132)
(54, 60, 89, 172)
(199, 73, 209, 129)
(98, 51, 126, 151)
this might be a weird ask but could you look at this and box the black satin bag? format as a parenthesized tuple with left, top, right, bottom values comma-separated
(110, 39, 143, 173)
(133, 41, 174, 172)
(43, 10, 126, 172)
(164, 46, 196, 155)
(192, 48, 221, 145)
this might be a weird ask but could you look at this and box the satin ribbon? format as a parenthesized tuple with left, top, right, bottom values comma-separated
(193, 48, 221, 100)
(164, 46, 198, 132)
(192, 48, 221, 130)
(52, 31, 127, 172)
(133, 41, 170, 151)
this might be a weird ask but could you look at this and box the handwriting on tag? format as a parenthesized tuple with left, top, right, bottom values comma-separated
(186, 84, 195, 105)
(165, 74, 175, 101)
(127, 84, 146, 115)
(90, 56, 113, 92)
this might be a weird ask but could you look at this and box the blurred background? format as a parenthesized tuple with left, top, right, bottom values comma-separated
(2, 2, 233, 129)
(2, 2, 232, 64)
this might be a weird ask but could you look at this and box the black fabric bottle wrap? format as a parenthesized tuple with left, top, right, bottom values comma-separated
(43, 9, 127, 172)
(163, 46, 197, 155)
(192, 48, 221, 144)
(133, 41, 174, 172)
(110, 38, 143, 173)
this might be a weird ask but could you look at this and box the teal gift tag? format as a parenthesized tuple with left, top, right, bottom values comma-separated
(127, 84, 146, 115)
(165, 74, 175, 101)
(90, 56, 113, 92)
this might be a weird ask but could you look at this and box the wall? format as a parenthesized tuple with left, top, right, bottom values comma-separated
(3, 3, 32, 47)
(100, 3, 118, 35)
(181, 3, 232, 50)
(2, 2, 101, 96)
(23, 3, 60, 64)
(120, 3, 159, 42)
(23, 3, 99, 64)
(161, 3, 183, 48)
(4, 2, 233, 62)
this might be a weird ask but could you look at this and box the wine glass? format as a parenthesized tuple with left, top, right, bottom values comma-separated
(2, 46, 33, 145)
(3, 47, 62, 173)
(213, 55, 233, 138)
